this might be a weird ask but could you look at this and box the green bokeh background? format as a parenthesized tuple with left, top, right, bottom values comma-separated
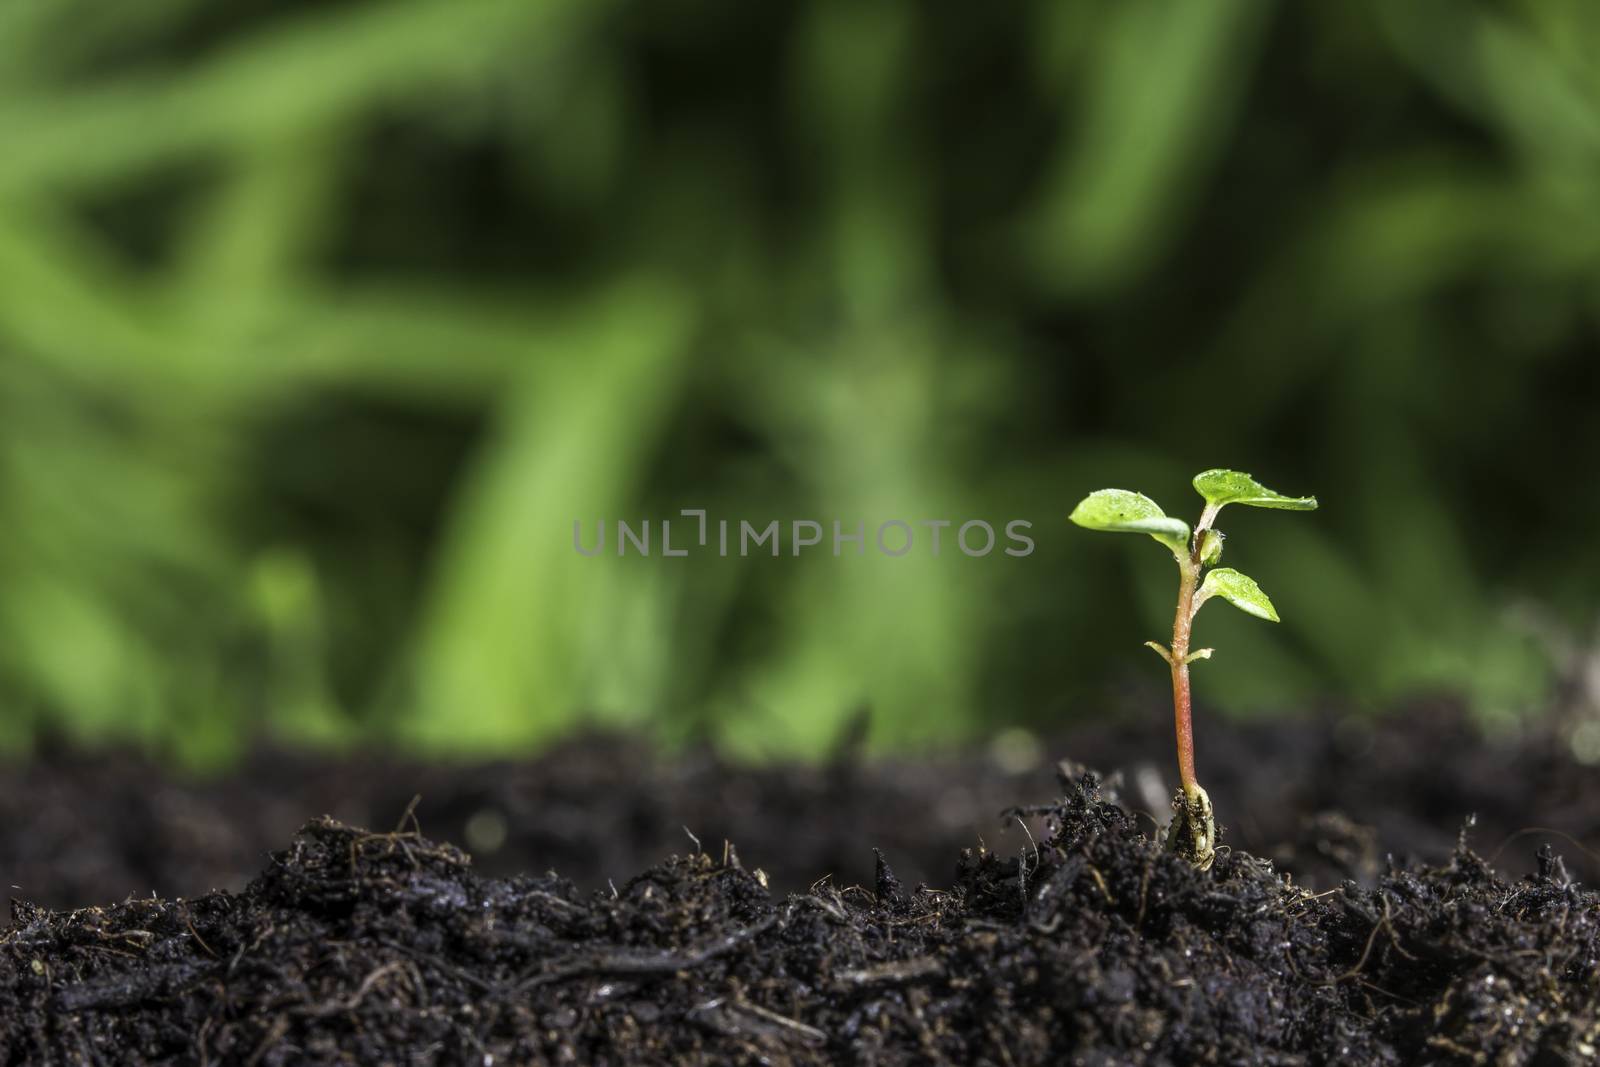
(2, 0, 1597, 766)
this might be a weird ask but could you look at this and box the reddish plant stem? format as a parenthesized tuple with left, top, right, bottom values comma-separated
(1170, 557, 1199, 793)
(1170, 504, 1217, 796)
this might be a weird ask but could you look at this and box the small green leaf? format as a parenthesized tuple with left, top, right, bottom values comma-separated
(1193, 567, 1279, 622)
(1192, 469, 1317, 511)
(1069, 489, 1190, 553)
(1198, 529, 1224, 566)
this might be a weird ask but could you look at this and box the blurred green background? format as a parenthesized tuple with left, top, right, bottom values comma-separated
(2, 0, 1597, 767)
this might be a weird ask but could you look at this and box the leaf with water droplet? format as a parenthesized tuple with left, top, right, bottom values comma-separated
(1193, 567, 1279, 622)
(1069, 489, 1190, 554)
(1193, 469, 1316, 511)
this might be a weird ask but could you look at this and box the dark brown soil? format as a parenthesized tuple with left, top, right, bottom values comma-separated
(3, 700, 1600, 1063)
(4, 768, 1599, 1064)
(2, 700, 1597, 909)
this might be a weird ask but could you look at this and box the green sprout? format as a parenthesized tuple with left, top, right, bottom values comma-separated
(1069, 469, 1317, 869)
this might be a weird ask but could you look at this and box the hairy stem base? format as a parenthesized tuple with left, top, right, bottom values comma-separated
(1165, 782, 1216, 871)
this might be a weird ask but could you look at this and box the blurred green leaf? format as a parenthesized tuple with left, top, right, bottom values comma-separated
(400, 278, 695, 751)
(1377, 0, 1600, 169)
(0, 0, 604, 192)
(0, 0, 1587, 762)
(1024, 0, 1272, 294)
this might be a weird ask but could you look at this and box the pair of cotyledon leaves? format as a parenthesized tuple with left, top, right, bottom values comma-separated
(1068, 469, 1317, 624)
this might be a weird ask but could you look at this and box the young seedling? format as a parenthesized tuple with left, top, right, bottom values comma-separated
(1069, 470, 1317, 869)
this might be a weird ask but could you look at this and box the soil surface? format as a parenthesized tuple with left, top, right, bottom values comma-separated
(3, 700, 1600, 1062)
(4, 768, 1598, 1064)
(2, 700, 1597, 910)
